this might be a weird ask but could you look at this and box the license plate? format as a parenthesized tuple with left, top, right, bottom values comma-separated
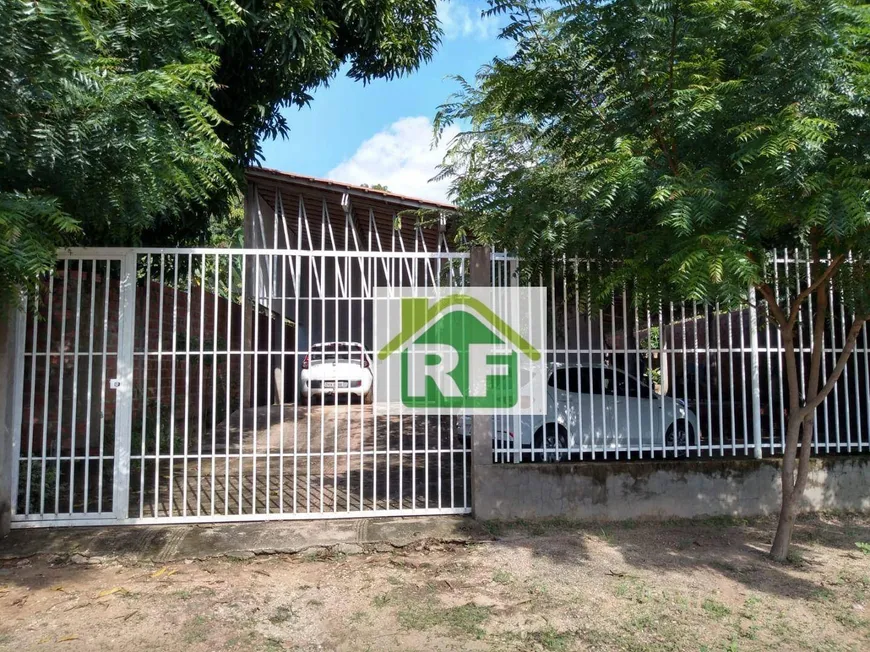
(323, 381, 348, 389)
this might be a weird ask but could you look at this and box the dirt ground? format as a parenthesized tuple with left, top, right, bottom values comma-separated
(2, 514, 869, 651)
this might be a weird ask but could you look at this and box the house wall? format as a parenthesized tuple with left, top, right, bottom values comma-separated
(473, 456, 870, 521)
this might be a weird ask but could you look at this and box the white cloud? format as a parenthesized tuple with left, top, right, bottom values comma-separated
(437, 0, 499, 41)
(327, 116, 459, 204)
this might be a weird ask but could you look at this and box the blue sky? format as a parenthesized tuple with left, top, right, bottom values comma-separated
(260, 1, 508, 203)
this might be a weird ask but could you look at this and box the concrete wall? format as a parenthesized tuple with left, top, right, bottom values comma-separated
(473, 456, 870, 521)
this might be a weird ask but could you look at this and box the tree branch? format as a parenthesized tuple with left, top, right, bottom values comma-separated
(757, 283, 788, 328)
(800, 315, 870, 417)
(787, 255, 844, 328)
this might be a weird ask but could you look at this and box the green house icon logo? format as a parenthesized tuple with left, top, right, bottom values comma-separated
(378, 295, 541, 410)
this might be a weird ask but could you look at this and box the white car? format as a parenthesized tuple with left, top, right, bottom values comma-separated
(300, 342, 374, 403)
(492, 364, 700, 460)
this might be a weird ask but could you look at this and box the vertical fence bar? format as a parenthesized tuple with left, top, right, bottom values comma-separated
(24, 295, 38, 515)
(54, 260, 69, 514)
(196, 254, 205, 516)
(139, 254, 151, 518)
(68, 261, 83, 513)
(211, 253, 219, 516)
(773, 251, 786, 451)
(749, 285, 763, 459)
(83, 258, 98, 513)
(39, 272, 55, 515)
(224, 252, 233, 515)
(154, 256, 166, 517)
(252, 254, 260, 513)
(238, 253, 247, 515)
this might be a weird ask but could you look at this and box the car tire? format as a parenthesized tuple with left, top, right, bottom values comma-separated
(664, 420, 695, 456)
(533, 423, 569, 462)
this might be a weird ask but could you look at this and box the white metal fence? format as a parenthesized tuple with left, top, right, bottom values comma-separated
(491, 251, 870, 463)
(8, 246, 870, 526)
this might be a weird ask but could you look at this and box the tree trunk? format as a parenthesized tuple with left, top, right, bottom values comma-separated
(770, 492, 797, 561)
(757, 249, 864, 562)
(770, 410, 802, 561)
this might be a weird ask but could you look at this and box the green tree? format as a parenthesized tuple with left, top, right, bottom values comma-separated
(140, 0, 440, 245)
(1, 0, 238, 301)
(2, 0, 443, 292)
(437, 0, 870, 560)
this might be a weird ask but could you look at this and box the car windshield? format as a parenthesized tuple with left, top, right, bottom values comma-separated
(310, 344, 366, 363)
(548, 367, 656, 398)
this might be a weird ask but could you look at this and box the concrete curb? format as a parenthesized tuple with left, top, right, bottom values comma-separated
(0, 516, 491, 564)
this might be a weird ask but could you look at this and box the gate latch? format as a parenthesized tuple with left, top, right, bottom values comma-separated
(109, 379, 122, 389)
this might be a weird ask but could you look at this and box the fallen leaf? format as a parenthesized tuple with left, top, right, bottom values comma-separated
(64, 602, 91, 612)
(150, 567, 177, 579)
(96, 587, 128, 598)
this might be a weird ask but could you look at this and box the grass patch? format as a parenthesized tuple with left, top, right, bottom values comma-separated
(813, 587, 835, 603)
(268, 605, 296, 624)
(183, 615, 209, 644)
(349, 611, 369, 624)
(492, 569, 515, 585)
(702, 598, 731, 619)
(741, 595, 761, 620)
(834, 610, 867, 630)
(615, 579, 650, 604)
(372, 593, 391, 608)
(398, 601, 492, 638)
(524, 627, 574, 651)
(856, 542, 870, 555)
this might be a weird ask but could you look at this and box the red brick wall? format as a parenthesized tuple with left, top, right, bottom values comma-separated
(19, 266, 292, 456)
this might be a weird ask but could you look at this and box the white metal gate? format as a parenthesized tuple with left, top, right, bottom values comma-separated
(10, 253, 136, 526)
(10, 246, 473, 526)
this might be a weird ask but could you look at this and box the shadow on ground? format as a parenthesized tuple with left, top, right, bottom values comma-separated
(481, 512, 870, 602)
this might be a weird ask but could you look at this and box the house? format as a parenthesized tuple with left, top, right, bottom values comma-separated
(242, 167, 606, 402)
(242, 168, 461, 402)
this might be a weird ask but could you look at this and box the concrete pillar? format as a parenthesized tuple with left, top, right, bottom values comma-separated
(0, 301, 20, 537)
(469, 246, 492, 517)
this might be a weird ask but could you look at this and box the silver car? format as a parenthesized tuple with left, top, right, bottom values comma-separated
(492, 364, 700, 460)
